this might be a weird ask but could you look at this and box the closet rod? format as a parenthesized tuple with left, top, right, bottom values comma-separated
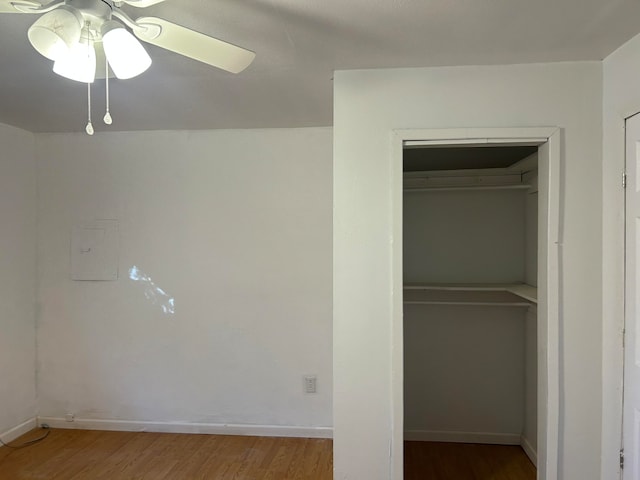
(404, 301, 532, 307)
(404, 185, 531, 193)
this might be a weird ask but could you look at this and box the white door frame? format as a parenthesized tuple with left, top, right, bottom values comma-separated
(390, 127, 561, 480)
(622, 112, 640, 480)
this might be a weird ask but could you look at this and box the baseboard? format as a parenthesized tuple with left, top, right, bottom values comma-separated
(37, 417, 332, 439)
(520, 435, 537, 466)
(0, 417, 38, 444)
(404, 429, 521, 445)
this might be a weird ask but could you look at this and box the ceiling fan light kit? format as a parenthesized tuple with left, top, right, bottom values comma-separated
(27, 0, 152, 83)
(2, 0, 256, 134)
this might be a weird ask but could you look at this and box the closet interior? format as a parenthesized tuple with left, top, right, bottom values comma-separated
(402, 144, 539, 468)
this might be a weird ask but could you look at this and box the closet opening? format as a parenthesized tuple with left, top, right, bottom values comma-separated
(403, 143, 538, 479)
(390, 127, 560, 480)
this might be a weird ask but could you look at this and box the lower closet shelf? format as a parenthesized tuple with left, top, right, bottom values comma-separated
(403, 283, 537, 307)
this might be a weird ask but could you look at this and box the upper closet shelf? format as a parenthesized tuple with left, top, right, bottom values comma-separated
(403, 170, 531, 192)
(403, 283, 537, 306)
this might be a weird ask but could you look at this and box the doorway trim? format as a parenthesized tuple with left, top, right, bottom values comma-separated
(620, 111, 640, 480)
(390, 127, 561, 480)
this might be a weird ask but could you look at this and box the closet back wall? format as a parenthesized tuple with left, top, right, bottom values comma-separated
(403, 189, 526, 284)
(35, 128, 333, 431)
(404, 304, 526, 440)
(403, 187, 528, 440)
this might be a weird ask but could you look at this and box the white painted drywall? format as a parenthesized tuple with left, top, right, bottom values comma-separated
(35, 128, 332, 430)
(602, 32, 640, 479)
(525, 169, 538, 288)
(523, 170, 538, 462)
(334, 62, 602, 479)
(523, 305, 538, 461)
(404, 304, 525, 437)
(0, 123, 37, 437)
(403, 189, 526, 284)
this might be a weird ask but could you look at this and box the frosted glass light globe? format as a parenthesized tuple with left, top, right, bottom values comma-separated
(28, 6, 83, 61)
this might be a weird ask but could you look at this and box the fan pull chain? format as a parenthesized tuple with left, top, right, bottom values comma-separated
(85, 23, 94, 136)
(104, 56, 112, 125)
(86, 81, 94, 136)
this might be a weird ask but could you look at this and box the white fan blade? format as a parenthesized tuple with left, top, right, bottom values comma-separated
(134, 17, 255, 74)
(122, 0, 167, 7)
(0, 0, 41, 12)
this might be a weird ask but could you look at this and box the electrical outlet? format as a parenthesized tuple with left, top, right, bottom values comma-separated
(304, 375, 317, 394)
(65, 413, 75, 422)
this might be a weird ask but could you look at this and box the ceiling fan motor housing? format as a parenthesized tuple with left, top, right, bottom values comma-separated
(66, 0, 112, 39)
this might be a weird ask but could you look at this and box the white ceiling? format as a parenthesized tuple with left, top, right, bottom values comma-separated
(1, 0, 640, 133)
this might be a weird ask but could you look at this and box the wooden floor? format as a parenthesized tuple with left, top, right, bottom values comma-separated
(0, 429, 535, 479)
(0, 429, 332, 480)
(405, 441, 536, 480)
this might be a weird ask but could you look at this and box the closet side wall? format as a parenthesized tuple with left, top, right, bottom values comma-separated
(523, 167, 539, 460)
(525, 167, 539, 288)
(523, 305, 538, 459)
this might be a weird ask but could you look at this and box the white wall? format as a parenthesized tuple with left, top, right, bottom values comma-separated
(334, 62, 602, 479)
(602, 32, 640, 479)
(404, 305, 526, 440)
(525, 168, 539, 288)
(524, 172, 538, 461)
(35, 128, 333, 432)
(403, 189, 526, 284)
(523, 305, 538, 460)
(0, 123, 37, 438)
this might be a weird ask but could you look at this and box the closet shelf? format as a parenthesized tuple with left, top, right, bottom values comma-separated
(404, 185, 532, 193)
(403, 172, 531, 192)
(403, 283, 537, 306)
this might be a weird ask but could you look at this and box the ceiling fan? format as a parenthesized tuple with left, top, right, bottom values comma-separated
(0, 0, 256, 133)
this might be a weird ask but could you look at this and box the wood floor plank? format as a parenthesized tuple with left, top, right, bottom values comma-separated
(162, 434, 228, 479)
(53, 430, 137, 479)
(148, 433, 208, 479)
(262, 439, 298, 480)
(232, 436, 273, 479)
(114, 433, 180, 479)
(1, 429, 100, 479)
